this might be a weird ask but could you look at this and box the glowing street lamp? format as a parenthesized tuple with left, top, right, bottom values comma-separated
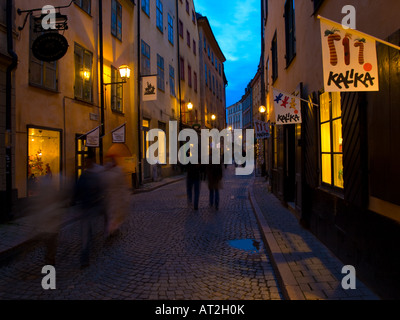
(211, 114, 216, 121)
(118, 65, 131, 82)
(259, 105, 266, 114)
(187, 101, 194, 111)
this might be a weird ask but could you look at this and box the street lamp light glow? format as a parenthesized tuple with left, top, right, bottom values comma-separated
(187, 101, 193, 111)
(119, 65, 131, 81)
(211, 114, 216, 121)
(259, 105, 266, 114)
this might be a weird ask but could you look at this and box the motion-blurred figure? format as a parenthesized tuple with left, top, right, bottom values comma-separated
(72, 149, 104, 268)
(103, 155, 131, 237)
(206, 159, 223, 211)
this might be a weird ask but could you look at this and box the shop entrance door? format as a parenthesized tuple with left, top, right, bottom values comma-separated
(284, 124, 296, 203)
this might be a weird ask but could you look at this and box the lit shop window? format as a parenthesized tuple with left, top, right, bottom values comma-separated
(28, 128, 61, 197)
(320, 92, 344, 189)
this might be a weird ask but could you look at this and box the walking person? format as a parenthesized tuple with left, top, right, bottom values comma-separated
(103, 153, 131, 238)
(72, 149, 104, 269)
(206, 158, 223, 211)
(186, 161, 202, 211)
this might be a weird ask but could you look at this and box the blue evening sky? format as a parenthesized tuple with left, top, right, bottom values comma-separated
(194, 0, 262, 108)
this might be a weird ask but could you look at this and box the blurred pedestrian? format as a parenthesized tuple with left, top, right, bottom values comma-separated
(185, 150, 202, 210)
(72, 149, 104, 269)
(28, 175, 67, 266)
(206, 158, 223, 211)
(103, 154, 131, 238)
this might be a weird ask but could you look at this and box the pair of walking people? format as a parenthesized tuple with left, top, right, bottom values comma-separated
(186, 159, 223, 211)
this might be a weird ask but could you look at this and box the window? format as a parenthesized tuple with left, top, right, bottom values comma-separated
(28, 127, 61, 196)
(193, 40, 196, 55)
(75, 0, 91, 14)
(187, 31, 191, 47)
(111, 0, 122, 40)
(204, 37, 206, 52)
(169, 65, 175, 96)
(29, 17, 58, 91)
(320, 92, 343, 189)
(157, 54, 165, 92)
(168, 14, 174, 44)
(142, 0, 149, 16)
(141, 40, 151, 75)
(111, 66, 123, 113)
(188, 64, 192, 87)
(74, 43, 93, 102)
(212, 75, 215, 94)
(218, 63, 221, 76)
(208, 70, 211, 91)
(271, 32, 278, 82)
(205, 64, 208, 86)
(156, 0, 163, 33)
(180, 57, 185, 81)
(186, 0, 189, 14)
(211, 52, 214, 65)
(179, 20, 184, 38)
(193, 71, 197, 92)
(284, 0, 296, 65)
(192, 10, 196, 24)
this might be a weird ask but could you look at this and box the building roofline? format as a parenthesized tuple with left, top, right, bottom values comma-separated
(196, 12, 226, 62)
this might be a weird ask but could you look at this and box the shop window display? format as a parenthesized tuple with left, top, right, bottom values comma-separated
(28, 128, 61, 196)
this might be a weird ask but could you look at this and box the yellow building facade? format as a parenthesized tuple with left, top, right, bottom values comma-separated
(14, 0, 138, 198)
(9, 0, 227, 204)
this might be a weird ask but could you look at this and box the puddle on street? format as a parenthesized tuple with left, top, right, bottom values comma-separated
(228, 239, 260, 253)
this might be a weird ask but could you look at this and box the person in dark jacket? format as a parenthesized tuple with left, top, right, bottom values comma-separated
(186, 162, 202, 210)
(206, 160, 223, 211)
(72, 149, 104, 268)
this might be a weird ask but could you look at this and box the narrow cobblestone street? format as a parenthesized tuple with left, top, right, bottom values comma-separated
(0, 166, 283, 300)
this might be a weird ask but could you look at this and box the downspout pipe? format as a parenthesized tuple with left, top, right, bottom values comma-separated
(137, 0, 142, 186)
(5, 0, 18, 219)
(99, 0, 105, 165)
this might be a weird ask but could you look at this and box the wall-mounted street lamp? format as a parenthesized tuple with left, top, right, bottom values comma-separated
(211, 114, 217, 121)
(104, 65, 131, 86)
(259, 105, 266, 114)
(187, 101, 194, 111)
(99, 65, 131, 164)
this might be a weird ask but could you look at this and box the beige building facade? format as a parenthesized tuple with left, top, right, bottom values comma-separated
(8, 0, 228, 207)
(13, 0, 139, 199)
(197, 13, 226, 131)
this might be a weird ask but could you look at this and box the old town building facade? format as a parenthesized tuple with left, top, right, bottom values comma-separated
(0, 0, 226, 220)
(262, 0, 400, 299)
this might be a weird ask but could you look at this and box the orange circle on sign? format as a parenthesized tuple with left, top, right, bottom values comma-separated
(364, 63, 373, 72)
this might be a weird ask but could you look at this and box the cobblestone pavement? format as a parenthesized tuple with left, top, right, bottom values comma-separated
(251, 178, 380, 300)
(0, 166, 283, 300)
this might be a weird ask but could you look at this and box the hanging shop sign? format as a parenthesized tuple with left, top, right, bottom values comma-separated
(85, 126, 101, 148)
(32, 32, 69, 62)
(142, 76, 158, 101)
(272, 88, 302, 125)
(112, 123, 126, 144)
(254, 120, 270, 139)
(319, 16, 379, 92)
